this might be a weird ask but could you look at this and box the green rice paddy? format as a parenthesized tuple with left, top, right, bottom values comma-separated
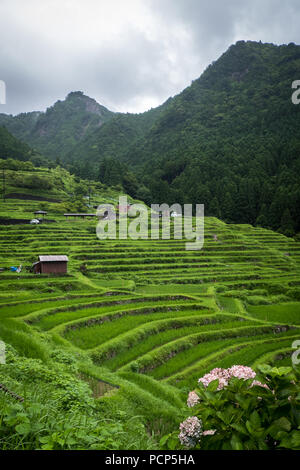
(0, 194, 300, 420)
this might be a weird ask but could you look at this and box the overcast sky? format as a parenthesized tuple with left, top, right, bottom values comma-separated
(0, 0, 300, 115)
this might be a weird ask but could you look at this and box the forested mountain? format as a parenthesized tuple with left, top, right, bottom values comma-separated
(0, 91, 114, 161)
(66, 98, 173, 175)
(0, 126, 33, 161)
(69, 41, 300, 236)
(0, 41, 300, 235)
(92, 40, 299, 237)
(126, 40, 300, 236)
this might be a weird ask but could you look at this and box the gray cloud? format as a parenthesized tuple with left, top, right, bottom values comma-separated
(0, 0, 300, 115)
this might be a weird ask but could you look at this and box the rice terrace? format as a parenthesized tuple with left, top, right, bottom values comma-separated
(0, 163, 299, 451)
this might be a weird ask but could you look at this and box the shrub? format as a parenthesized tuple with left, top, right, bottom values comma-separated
(162, 364, 300, 450)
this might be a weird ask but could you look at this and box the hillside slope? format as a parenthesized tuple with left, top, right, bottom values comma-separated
(0, 126, 33, 161)
(1, 41, 300, 235)
(38, 41, 300, 236)
(66, 98, 173, 166)
(0, 91, 114, 160)
(122, 41, 300, 235)
(0, 190, 299, 448)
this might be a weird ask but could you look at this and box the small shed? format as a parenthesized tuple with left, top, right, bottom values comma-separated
(64, 213, 97, 219)
(33, 255, 68, 274)
(34, 210, 47, 217)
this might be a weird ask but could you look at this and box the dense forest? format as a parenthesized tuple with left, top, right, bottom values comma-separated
(123, 40, 300, 237)
(0, 126, 33, 162)
(0, 91, 114, 161)
(1, 41, 300, 236)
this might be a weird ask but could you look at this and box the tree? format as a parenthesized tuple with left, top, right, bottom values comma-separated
(209, 197, 221, 218)
(280, 208, 295, 237)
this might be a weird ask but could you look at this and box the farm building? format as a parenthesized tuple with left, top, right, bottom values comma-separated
(34, 210, 47, 217)
(64, 213, 97, 219)
(33, 255, 68, 274)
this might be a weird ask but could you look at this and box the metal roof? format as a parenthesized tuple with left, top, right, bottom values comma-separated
(38, 255, 68, 262)
(64, 213, 97, 216)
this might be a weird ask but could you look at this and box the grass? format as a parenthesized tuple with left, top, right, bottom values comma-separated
(63, 308, 213, 349)
(1, 181, 300, 448)
(30, 298, 203, 331)
(247, 301, 300, 324)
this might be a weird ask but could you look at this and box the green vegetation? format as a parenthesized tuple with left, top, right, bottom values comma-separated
(1, 39, 300, 449)
(0, 92, 114, 164)
(0, 164, 299, 449)
(164, 365, 300, 450)
(0, 127, 33, 162)
(2, 42, 300, 235)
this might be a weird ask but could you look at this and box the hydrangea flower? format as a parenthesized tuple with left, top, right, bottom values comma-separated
(187, 391, 200, 408)
(251, 380, 269, 390)
(229, 365, 256, 380)
(198, 365, 267, 390)
(203, 429, 216, 436)
(179, 416, 202, 448)
(198, 367, 232, 390)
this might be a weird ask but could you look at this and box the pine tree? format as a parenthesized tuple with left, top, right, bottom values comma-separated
(280, 208, 295, 237)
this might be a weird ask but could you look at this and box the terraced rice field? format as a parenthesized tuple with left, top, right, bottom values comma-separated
(1, 203, 300, 407)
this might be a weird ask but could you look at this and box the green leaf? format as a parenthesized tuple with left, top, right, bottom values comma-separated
(280, 431, 300, 449)
(231, 423, 249, 436)
(273, 417, 291, 432)
(249, 410, 261, 429)
(246, 420, 253, 435)
(206, 379, 220, 392)
(15, 422, 31, 435)
(230, 434, 244, 450)
(159, 434, 171, 447)
(268, 417, 292, 439)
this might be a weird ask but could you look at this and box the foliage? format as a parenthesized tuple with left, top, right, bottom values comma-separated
(163, 365, 300, 450)
(0, 345, 156, 450)
(0, 92, 113, 162)
(2, 42, 300, 235)
(0, 127, 32, 161)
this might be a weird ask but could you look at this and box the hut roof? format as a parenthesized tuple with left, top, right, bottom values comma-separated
(39, 255, 68, 262)
(63, 213, 97, 216)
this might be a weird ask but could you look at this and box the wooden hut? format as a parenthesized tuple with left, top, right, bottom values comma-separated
(34, 210, 47, 218)
(64, 213, 97, 219)
(33, 255, 68, 274)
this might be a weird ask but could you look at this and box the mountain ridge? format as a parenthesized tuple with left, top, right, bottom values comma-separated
(0, 90, 114, 160)
(0, 40, 300, 235)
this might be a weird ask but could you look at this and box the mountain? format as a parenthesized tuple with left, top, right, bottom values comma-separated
(0, 91, 114, 160)
(1, 41, 300, 235)
(66, 97, 173, 167)
(0, 126, 33, 161)
(121, 40, 300, 236)
(66, 41, 300, 235)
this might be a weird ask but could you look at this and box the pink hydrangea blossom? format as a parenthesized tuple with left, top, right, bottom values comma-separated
(198, 365, 262, 391)
(179, 416, 202, 448)
(229, 365, 256, 380)
(187, 391, 200, 408)
(203, 429, 216, 436)
(251, 380, 269, 390)
(198, 367, 232, 390)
